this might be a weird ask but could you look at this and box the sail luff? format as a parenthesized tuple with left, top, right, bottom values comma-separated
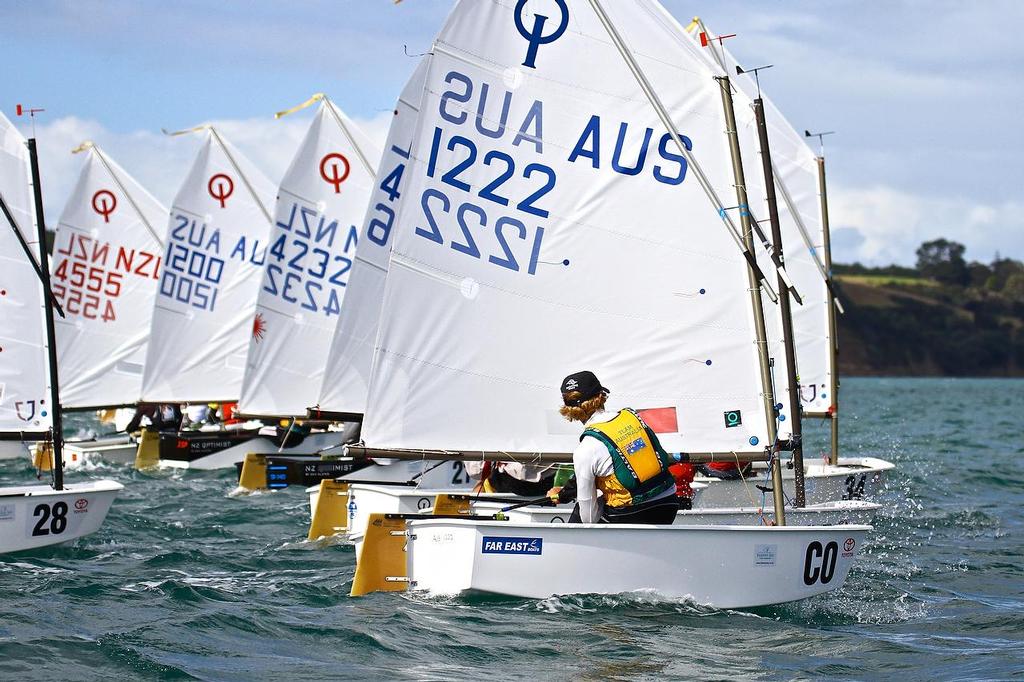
(90, 144, 166, 248)
(316, 59, 430, 416)
(0, 111, 51, 435)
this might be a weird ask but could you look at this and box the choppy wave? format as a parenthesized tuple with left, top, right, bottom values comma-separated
(0, 378, 1022, 679)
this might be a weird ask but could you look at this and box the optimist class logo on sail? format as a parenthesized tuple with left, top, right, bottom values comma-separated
(481, 536, 543, 555)
(160, 177, 266, 314)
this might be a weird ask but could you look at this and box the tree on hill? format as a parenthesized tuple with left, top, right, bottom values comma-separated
(916, 238, 969, 286)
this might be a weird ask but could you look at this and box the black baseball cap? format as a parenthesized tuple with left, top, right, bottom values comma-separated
(560, 371, 609, 406)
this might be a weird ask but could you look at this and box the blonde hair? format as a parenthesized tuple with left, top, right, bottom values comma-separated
(559, 391, 608, 423)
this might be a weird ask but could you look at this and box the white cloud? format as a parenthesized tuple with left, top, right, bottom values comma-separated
(829, 185, 1022, 265)
(27, 110, 393, 222)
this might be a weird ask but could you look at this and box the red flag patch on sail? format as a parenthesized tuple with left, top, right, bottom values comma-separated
(252, 313, 267, 341)
(638, 407, 678, 434)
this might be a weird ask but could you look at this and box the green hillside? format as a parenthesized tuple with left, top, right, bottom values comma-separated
(832, 241, 1024, 377)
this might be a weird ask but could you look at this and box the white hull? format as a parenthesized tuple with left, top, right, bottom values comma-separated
(64, 435, 137, 469)
(163, 428, 357, 471)
(351, 492, 874, 557)
(495, 499, 879, 526)
(406, 519, 871, 608)
(694, 457, 894, 509)
(0, 479, 122, 553)
(306, 459, 477, 520)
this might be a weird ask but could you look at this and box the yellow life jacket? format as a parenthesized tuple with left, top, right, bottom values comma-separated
(582, 408, 675, 508)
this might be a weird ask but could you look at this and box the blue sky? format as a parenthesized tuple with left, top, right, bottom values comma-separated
(3, 0, 1022, 265)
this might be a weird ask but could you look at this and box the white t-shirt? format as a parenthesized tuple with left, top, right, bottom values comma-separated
(572, 410, 676, 523)
(573, 411, 617, 523)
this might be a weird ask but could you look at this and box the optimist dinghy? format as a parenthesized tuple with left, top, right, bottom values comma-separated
(0, 110, 122, 553)
(45, 142, 166, 469)
(343, 0, 873, 607)
(132, 126, 359, 469)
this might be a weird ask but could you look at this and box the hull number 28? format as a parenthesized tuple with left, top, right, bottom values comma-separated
(32, 502, 69, 537)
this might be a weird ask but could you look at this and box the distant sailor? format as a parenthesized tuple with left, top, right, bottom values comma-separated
(125, 403, 182, 433)
(555, 371, 679, 524)
(468, 461, 558, 496)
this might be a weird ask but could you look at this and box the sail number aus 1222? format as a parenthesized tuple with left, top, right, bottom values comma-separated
(415, 127, 551, 276)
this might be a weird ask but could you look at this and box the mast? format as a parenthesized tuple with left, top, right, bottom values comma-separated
(753, 97, 805, 507)
(587, 0, 780, 303)
(817, 156, 840, 465)
(28, 138, 64, 490)
(716, 77, 785, 525)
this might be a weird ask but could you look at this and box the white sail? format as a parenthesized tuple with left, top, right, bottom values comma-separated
(361, 0, 780, 455)
(317, 60, 429, 416)
(140, 129, 275, 403)
(683, 18, 834, 416)
(0, 111, 50, 433)
(238, 100, 380, 417)
(50, 145, 166, 409)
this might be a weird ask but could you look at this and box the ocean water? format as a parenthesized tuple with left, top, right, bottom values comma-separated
(0, 378, 1021, 680)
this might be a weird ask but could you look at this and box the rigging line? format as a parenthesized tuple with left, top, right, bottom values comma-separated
(691, 21, 811, 266)
(687, 19, 812, 301)
(587, 0, 778, 302)
(409, 458, 447, 481)
(0, 190, 66, 318)
(208, 127, 273, 226)
(277, 416, 296, 453)
(82, 143, 166, 248)
(320, 95, 376, 177)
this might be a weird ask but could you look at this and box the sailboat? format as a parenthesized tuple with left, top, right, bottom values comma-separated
(306, 10, 890, 536)
(346, 0, 869, 606)
(0, 110, 121, 553)
(45, 142, 167, 469)
(135, 126, 277, 469)
(232, 95, 380, 481)
(302, 61, 482, 531)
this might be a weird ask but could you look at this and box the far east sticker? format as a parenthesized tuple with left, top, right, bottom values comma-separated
(481, 536, 543, 555)
(754, 543, 777, 567)
(0, 504, 14, 522)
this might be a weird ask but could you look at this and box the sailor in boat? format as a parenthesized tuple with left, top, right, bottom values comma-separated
(125, 403, 182, 433)
(468, 461, 558, 496)
(667, 461, 697, 510)
(554, 371, 680, 524)
(698, 460, 752, 480)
